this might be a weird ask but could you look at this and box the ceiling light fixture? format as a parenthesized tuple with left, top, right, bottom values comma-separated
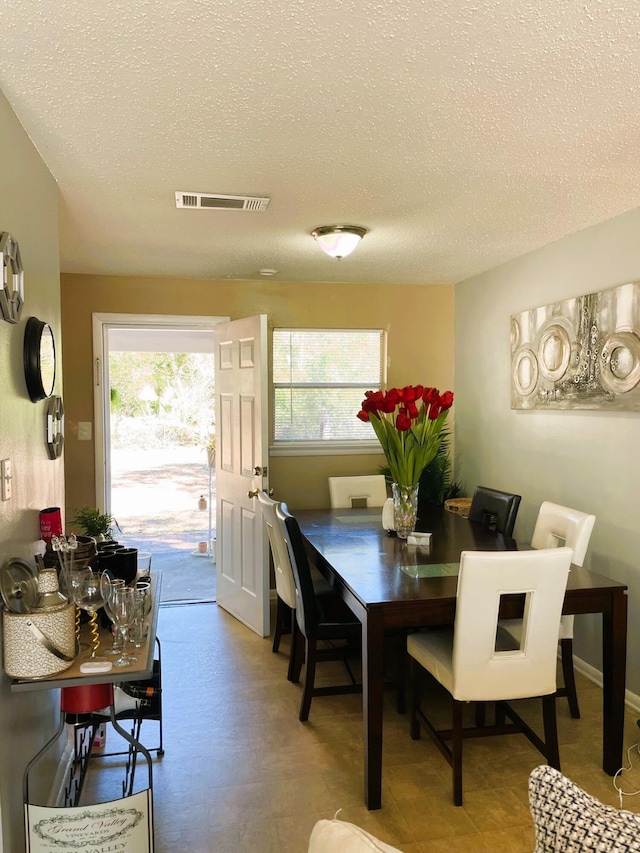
(311, 225, 367, 260)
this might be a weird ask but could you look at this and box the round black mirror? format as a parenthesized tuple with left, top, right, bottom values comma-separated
(24, 316, 57, 402)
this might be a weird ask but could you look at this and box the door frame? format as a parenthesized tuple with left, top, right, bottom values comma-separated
(92, 313, 229, 511)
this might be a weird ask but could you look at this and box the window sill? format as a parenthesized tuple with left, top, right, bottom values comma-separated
(269, 441, 384, 458)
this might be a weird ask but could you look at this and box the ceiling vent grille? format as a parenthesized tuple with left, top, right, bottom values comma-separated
(175, 192, 270, 212)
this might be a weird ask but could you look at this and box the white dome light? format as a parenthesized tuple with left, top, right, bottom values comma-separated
(311, 225, 367, 260)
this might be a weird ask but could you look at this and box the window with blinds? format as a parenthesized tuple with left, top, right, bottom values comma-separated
(273, 328, 385, 443)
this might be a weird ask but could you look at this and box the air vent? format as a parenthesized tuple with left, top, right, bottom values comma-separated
(175, 192, 270, 212)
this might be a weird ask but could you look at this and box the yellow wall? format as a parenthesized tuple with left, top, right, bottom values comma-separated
(0, 89, 64, 852)
(61, 274, 454, 513)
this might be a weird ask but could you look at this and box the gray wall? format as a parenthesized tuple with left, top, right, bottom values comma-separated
(0, 89, 64, 852)
(454, 206, 640, 699)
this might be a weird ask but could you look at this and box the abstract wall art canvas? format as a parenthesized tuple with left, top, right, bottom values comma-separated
(511, 281, 640, 410)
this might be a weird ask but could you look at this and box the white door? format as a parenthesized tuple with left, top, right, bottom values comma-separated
(214, 315, 270, 636)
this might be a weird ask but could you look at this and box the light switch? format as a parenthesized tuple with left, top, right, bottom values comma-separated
(78, 422, 92, 441)
(1, 459, 11, 501)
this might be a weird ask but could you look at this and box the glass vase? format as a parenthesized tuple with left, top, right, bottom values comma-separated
(392, 483, 419, 539)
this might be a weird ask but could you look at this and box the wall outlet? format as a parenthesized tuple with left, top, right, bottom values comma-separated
(1, 459, 12, 501)
(78, 422, 92, 441)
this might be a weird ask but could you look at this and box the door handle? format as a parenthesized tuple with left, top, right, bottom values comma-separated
(248, 488, 274, 498)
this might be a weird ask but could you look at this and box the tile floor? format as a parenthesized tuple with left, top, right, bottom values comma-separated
(121, 535, 217, 604)
(82, 603, 640, 852)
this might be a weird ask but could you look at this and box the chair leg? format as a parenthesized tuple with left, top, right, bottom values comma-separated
(286, 612, 299, 682)
(409, 659, 421, 740)
(452, 700, 464, 806)
(474, 702, 486, 727)
(542, 693, 561, 770)
(272, 596, 288, 653)
(560, 638, 581, 719)
(395, 635, 406, 714)
(155, 640, 164, 756)
(290, 622, 305, 684)
(299, 639, 317, 722)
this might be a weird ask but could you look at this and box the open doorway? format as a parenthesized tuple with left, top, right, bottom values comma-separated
(93, 314, 229, 604)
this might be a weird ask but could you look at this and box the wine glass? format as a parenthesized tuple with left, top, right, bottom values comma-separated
(100, 573, 125, 655)
(111, 586, 138, 668)
(136, 551, 152, 582)
(70, 567, 106, 659)
(130, 581, 152, 648)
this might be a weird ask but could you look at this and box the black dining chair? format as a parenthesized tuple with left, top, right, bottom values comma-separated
(255, 489, 334, 682)
(468, 486, 521, 537)
(276, 503, 362, 722)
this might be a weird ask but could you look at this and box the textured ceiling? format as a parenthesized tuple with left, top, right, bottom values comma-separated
(1, 0, 639, 285)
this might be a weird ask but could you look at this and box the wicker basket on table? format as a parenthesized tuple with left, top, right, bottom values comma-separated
(444, 498, 472, 518)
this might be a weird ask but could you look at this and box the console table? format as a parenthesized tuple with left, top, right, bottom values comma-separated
(17, 572, 162, 810)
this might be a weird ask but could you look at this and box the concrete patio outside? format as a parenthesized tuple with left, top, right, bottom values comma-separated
(110, 446, 216, 604)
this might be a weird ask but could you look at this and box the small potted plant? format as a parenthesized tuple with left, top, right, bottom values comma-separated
(72, 506, 114, 541)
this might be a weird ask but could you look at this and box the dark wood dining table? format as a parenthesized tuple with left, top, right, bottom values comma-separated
(296, 505, 628, 810)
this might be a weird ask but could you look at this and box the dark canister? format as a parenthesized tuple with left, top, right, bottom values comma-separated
(96, 541, 122, 552)
(96, 550, 116, 574)
(109, 547, 138, 585)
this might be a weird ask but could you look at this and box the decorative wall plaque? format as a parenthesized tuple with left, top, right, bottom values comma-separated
(46, 395, 65, 459)
(511, 281, 640, 410)
(0, 231, 24, 324)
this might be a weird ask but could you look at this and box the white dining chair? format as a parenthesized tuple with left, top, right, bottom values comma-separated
(407, 546, 574, 806)
(501, 501, 596, 719)
(530, 501, 596, 719)
(256, 490, 299, 679)
(328, 475, 388, 509)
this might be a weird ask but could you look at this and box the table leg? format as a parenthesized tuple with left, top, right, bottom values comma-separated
(602, 591, 627, 775)
(362, 607, 385, 810)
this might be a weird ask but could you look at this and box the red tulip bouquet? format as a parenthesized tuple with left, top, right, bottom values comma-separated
(357, 385, 454, 488)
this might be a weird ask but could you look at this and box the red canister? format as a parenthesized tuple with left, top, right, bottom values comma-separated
(61, 683, 113, 714)
(40, 507, 62, 542)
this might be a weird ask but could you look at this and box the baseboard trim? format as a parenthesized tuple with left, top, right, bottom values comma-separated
(573, 655, 640, 714)
(49, 726, 76, 806)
